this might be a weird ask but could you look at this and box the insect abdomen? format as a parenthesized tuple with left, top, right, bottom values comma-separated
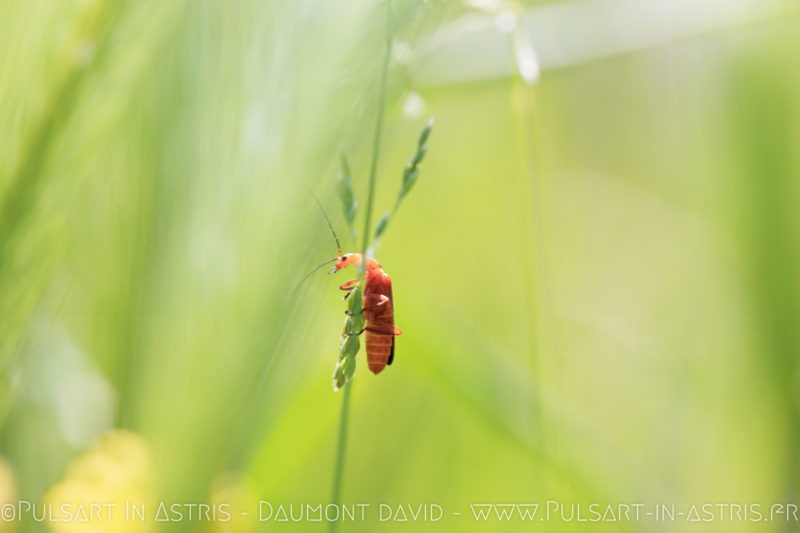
(363, 269, 400, 375)
(365, 327, 394, 374)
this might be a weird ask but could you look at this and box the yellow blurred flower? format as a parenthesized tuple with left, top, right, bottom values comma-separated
(42, 430, 154, 533)
(0, 457, 17, 533)
(205, 473, 258, 533)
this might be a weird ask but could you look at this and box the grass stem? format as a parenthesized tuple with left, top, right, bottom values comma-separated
(329, 380, 352, 524)
(361, 1, 392, 255)
(329, 2, 392, 532)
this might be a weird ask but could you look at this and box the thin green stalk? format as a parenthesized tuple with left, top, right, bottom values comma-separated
(361, 2, 391, 256)
(329, 2, 392, 532)
(329, 381, 352, 515)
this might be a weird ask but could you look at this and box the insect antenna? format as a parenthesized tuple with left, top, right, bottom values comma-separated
(297, 256, 339, 286)
(295, 195, 345, 288)
(313, 194, 342, 257)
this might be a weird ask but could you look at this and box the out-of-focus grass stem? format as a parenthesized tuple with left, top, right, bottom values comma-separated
(0, 2, 123, 427)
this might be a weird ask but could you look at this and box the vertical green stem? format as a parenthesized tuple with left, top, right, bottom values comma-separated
(361, 1, 392, 255)
(329, 3, 392, 532)
(510, 79, 546, 486)
(329, 381, 352, 520)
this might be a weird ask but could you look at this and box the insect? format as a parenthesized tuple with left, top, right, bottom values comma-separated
(305, 199, 402, 375)
(333, 253, 401, 374)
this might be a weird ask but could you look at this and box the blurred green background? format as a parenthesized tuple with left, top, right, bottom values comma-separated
(1, 0, 800, 532)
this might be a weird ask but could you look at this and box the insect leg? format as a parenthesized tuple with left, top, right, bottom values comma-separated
(343, 294, 388, 317)
(339, 279, 358, 290)
(364, 326, 395, 334)
(339, 279, 358, 300)
(361, 294, 390, 313)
